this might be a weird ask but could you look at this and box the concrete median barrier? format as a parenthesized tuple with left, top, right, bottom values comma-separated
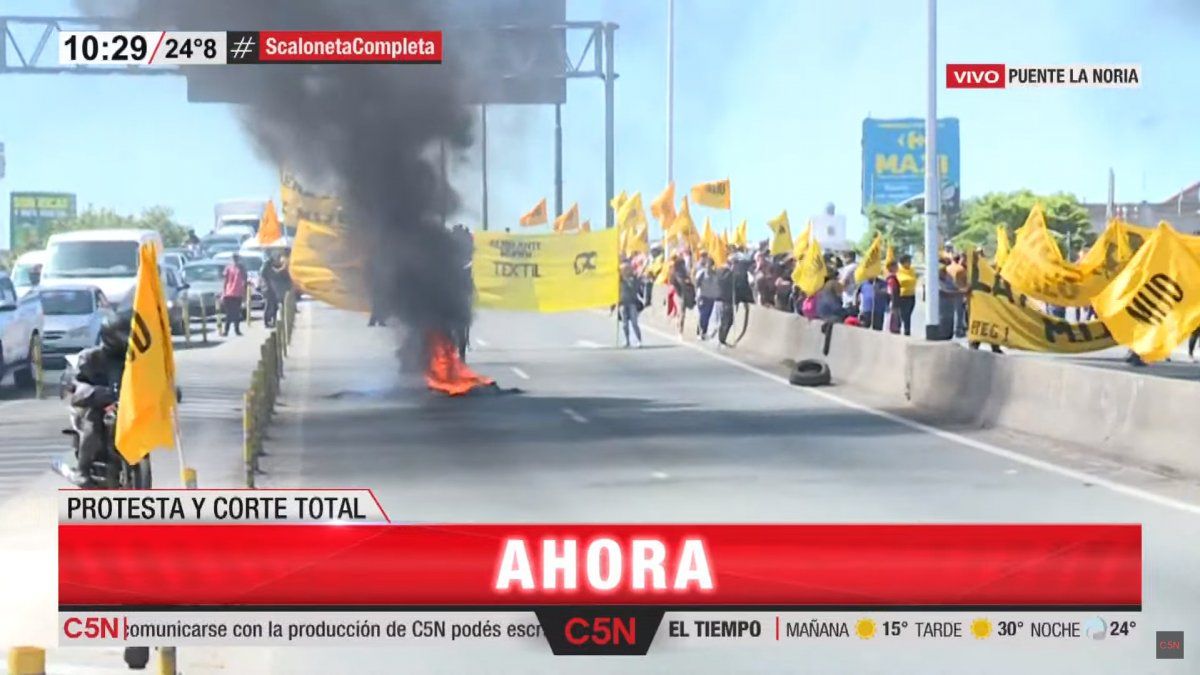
(642, 300, 1200, 478)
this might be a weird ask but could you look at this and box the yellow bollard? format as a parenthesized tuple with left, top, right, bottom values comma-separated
(182, 297, 191, 346)
(245, 283, 253, 327)
(243, 392, 254, 487)
(200, 294, 209, 344)
(7, 646, 45, 675)
(157, 646, 177, 675)
(182, 467, 197, 489)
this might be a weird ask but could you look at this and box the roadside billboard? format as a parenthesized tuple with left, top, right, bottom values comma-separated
(9, 192, 76, 250)
(862, 118, 960, 213)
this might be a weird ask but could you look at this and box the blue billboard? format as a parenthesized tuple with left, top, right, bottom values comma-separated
(862, 118, 960, 212)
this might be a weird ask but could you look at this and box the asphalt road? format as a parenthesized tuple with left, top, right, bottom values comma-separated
(221, 303, 1200, 674)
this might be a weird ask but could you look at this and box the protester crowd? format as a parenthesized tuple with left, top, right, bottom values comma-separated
(614, 238, 984, 349)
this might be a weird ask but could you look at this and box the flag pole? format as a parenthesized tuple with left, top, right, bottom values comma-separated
(666, 0, 675, 186)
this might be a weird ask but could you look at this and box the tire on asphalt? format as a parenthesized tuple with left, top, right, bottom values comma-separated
(788, 358, 831, 387)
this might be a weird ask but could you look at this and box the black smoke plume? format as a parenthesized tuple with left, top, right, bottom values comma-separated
(91, 0, 479, 343)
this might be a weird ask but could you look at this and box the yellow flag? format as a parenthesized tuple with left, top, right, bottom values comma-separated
(732, 219, 748, 248)
(473, 229, 619, 312)
(689, 178, 731, 209)
(792, 233, 826, 295)
(711, 231, 729, 267)
(855, 234, 884, 283)
(290, 218, 370, 312)
(701, 217, 716, 253)
(554, 203, 580, 233)
(1093, 222, 1200, 362)
(792, 220, 813, 259)
(115, 243, 177, 464)
(994, 225, 1012, 268)
(519, 198, 548, 226)
(258, 199, 283, 245)
(672, 197, 701, 252)
(610, 190, 628, 214)
(767, 210, 792, 256)
(650, 183, 676, 228)
(1000, 204, 1080, 294)
(883, 244, 895, 270)
(617, 192, 649, 256)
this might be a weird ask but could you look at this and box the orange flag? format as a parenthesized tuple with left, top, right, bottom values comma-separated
(519, 198, 548, 226)
(258, 199, 283, 245)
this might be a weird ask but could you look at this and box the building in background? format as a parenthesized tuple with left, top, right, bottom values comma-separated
(810, 203, 851, 251)
(1082, 180, 1200, 234)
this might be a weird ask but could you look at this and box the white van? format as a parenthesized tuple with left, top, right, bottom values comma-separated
(41, 229, 164, 306)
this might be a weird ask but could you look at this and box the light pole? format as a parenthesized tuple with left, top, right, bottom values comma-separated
(666, 0, 674, 185)
(923, 0, 942, 339)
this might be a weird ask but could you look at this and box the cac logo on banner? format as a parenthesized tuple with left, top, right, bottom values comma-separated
(573, 252, 598, 275)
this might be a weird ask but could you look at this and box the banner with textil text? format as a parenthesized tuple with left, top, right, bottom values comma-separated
(473, 229, 619, 312)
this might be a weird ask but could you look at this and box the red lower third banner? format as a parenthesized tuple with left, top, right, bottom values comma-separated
(60, 524, 1140, 610)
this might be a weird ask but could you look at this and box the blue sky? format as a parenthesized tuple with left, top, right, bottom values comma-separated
(1, 0, 1198, 248)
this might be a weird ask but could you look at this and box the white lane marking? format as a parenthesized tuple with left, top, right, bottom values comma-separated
(475, 337, 489, 347)
(510, 367, 530, 380)
(641, 323, 1200, 517)
(574, 339, 602, 349)
(562, 407, 588, 424)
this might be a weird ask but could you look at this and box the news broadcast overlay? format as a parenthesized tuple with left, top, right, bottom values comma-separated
(59, 490, 1142, 656)
(58, 31, 442, 66)
(946, 64, 1141, 89)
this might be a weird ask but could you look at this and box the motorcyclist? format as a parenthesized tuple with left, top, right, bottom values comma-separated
(69, 312, 130, 486)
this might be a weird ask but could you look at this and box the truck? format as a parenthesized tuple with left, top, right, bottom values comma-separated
(213, 199, 267, 236)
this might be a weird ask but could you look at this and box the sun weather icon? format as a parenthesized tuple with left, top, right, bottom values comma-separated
(970, 618, 993, 639)
(855, 618, 877, 640)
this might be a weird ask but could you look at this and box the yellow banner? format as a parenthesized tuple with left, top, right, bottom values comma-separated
(473, 229, 619, 312)
(1092, 222, 1200, 362)
(115, 243, 177, 464)
(994, 225, 1011, 268)
(690, 178, 731, 209)
(967, 251, 1115, 353)
(289, 218, 370, 312)
(732, 219, 748, 248)
(280, 172, 339, 229)
(519, 198, 548, 226)
(1000, 207, 1136, 307)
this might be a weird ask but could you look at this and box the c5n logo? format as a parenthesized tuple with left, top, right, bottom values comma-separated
(573, 251, 598, 275)
(1125, 273, 1183, 325)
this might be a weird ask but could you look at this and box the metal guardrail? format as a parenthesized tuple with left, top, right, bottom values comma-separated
(242, 291, 296, 488)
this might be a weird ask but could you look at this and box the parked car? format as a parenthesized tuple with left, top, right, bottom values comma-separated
(40, 229, 163, 307)
(212, 251, 266, 310)
(0, 272, 44, 392)
(160, 266, 190, 335)
(181, 260, 225, 318)
(200, 232, 250, 259)
(38, 285, 114, 365)
(11, 250, 47, 298)
(160, 250, 188, 278)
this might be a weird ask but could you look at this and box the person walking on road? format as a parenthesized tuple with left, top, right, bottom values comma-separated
(618, 263, 644, 348)
(260, 252, 292, 328)
(220, 253, 248, 337)
(694, 255, 721, 340)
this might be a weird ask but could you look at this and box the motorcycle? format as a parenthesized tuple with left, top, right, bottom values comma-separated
(51, 353, 153, 489)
